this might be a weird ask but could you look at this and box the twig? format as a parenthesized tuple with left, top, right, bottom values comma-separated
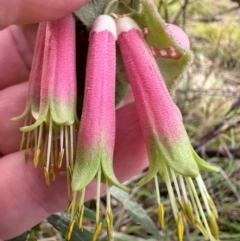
(170, 0, 189, 24)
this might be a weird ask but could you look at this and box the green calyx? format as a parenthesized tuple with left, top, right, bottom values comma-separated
(137, 132, 219, 187)
(72, 140, 128, 193)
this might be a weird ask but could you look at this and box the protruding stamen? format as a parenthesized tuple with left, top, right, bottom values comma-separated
(163, 163, 178, 220)
(24, 129, 32, 162)
(195, 217, 208, 239)
(66, 220, 75, 241)
(58, 149, 64, 168)
(78, 204, 85, 231)
(34, 149, 41, 167)
(50, 163, 56, 181)
(176, 198, 195, 225)
(177, 212, 184, 241)
(67, 199, 73, 213)
(19, 117, 28, 151)
(70, 192, 78, 219)
(40, 133, 48, 168)
(44, 167, 50, 186)
(65, 126, 72, 201)
(198, 176, 218, 218)
(157, 203, 165, 229)
(186, 177, 213, 239)
(67, 168, 71, 201)
(154, 175, 165, 228)
(179, 175, 188, 202)
(57, 126, 64, 168)
(154, 175, 161, 204)
(170, 169, 181, 198)
(196, 175, 211, 216)
(96, 169, 102, 224)
(105, 207, 113, 238)
(77, 188, 86, 224)
(208, 211, 219, 240)
(207, 196, 218, 218)
(185, 177, 200, 220)
(92, 222, 102, 241)
(70, 124, 74, 168)
(46, 116, 53, 172)
(105, 181, 113, 238)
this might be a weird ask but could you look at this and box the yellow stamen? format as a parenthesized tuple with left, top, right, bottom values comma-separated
(92, 222, 102, 241)
(157, 203, 165, 229)
(33, 149, 41, 167)
(105, 207, 113, 238)
(44, 167, 50, 186)
(208, 196, 218, 218)
(177, 212, 184, 241)
(67, 200, 73, 213)
(177, 198, 195, 225)
(195, 217, 208, 239)
(58, 149, 64, 168)
(50, 163, 56, 181)
(68, 165, 73, 177)
(66, 220, 75, 241)
(78, 205, 85, 231)
(208, 212, 219, 240)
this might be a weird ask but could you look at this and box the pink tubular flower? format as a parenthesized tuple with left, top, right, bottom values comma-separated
(117, 17, 219, 241)
(68, 15, 128, 241)
(12, 14, 78, 196)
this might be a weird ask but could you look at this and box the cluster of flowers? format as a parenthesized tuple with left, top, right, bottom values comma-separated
(13, 11, 220, 241)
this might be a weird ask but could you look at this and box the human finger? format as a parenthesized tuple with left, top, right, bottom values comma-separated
(0, 25, 36, 90)
(0, 0, 90, 30)
(0, 103, 148, 240)
(0, 81, 27, 155)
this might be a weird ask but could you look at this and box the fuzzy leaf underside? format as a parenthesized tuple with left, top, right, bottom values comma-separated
(74, 0, 111, 29)
(131, 0, 193, 95)
(110, 186, 161, 238)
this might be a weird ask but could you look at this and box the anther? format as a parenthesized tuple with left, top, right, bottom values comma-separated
(66, 220, 75, 241)
(106, 208, 113, 238)
(157, 203, 165, 229)
(208, 212, 219, 240)
(92, 222, 102, 241)
(44, 167, 50, 186)
(78, 205, 85, 231)
(58, 149, 64, 168)
(33, 149, 41, 167)
(177, 212, 184, 241)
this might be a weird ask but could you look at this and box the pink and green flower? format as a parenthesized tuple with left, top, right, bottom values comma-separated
(117, 16, 219, 241)
(12, 14, 78, 197)
(67, 14, 128, 241)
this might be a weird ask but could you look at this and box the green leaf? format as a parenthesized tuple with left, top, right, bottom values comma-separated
(47, 212, 94, 241)
(110, 187, 162, 239)
(74, 0, 112, 29)
(111, 232, 159, 241)
(125, 0, 141, 12)
(6, 232, 28, 241)
(115, 78, 129, 105)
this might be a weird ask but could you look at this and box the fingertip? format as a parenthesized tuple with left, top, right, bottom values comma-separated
(0, 0, 90, 27)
